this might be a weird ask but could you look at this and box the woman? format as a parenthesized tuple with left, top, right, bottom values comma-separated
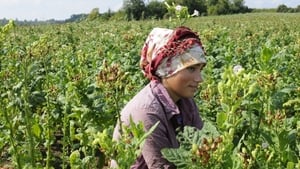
(112, 26, 206, 169)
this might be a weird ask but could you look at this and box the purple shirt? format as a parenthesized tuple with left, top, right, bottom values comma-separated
(112, 80, 203, 169)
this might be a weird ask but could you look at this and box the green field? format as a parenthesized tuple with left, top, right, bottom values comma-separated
(0, 13, 299, 169)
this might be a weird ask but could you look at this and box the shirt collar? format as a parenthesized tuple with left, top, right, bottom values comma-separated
(150, 80, 180, 120)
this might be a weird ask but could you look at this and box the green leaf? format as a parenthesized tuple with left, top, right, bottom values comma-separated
(137, 121, 159, 146)
(260, 130, 274, 146)
(287, 129, 297, 143)
(217, 111, 227, 129)
(161, 148, 190, 169)
(286, 162, 294, 169)
(201, 120, 220, 137)
(261, 46, 273, 64)
(69, 150, 81, 169)
(279, 87, 294, 94)
(221, 103, 230, 112)
(32, 123, 41, 138)
(278, 130, 289, 151)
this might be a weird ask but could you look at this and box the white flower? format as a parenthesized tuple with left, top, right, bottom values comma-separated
(262, 142, 269, 149)
(175, 5, 182, 11)
(233, 65, 243, 75)
(191, 10, 199, 17)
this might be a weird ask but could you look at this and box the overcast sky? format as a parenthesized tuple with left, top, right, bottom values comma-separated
(0, 0, 299, 21)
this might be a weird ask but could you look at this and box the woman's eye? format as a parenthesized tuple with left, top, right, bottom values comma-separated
(187, 66, 196, 72)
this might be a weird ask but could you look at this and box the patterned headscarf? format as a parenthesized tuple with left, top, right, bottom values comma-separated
(140, 26, 206, 80)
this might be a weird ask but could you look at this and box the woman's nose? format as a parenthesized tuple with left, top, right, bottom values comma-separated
(194, 72, 203, 83)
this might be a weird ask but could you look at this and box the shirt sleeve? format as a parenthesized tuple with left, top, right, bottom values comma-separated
(191, 103, 203, 130)
(185, 98, 204, 129)
(137, 108, 177, 169)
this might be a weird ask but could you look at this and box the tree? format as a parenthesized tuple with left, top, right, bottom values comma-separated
(230, 0, 246, 13)
(87, 8, 100, 21)
(110, 10, 127, 21)
(277, 4, 289, 12)
(101, 9, 114, 20)
(206, 0, 218, 6)
(123, 0, 146, 20)
(296, 5, 300, 12)
(66, 14, 87, 22)
(207, 0, 230, 15)
(145, 1, 167, 19)
(165, 0, 207, 16)
(217, 0, 230, 14)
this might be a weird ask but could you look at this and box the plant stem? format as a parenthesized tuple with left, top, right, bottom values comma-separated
(114, 89, 122, 135)
(24, 104, 35, 167)
(22, 57, 36, 167)
(44, 59, 51, 169)
(62, 102, 69, 169)
(2, 106, 22, 169)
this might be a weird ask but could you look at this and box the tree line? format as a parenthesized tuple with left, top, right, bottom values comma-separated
(118, 0, 300, 20)
(122, 0, 251, 20)
(82, 0, 300, 21)
(1, 0, 299, 25)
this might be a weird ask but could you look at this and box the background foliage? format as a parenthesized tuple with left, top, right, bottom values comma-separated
(1, 0, 300, 25)
(0, 13, 299, 168)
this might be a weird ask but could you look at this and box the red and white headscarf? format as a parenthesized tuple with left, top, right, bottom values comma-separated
(140, 26, 206, 80)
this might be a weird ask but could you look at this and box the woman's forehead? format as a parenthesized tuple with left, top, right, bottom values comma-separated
(188, 63, 206, 69)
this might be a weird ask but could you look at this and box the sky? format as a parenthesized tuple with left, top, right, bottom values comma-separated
(0, 0, 299, 21)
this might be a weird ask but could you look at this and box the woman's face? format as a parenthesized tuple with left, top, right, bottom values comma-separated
(162, 64, 205, 102)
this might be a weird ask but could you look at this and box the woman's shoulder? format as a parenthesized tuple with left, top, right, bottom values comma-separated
(130, 83, 157, 106)
(121, 83, 163, 116)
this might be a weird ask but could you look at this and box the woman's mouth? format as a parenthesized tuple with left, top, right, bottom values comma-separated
(189, 85, 198, 91)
